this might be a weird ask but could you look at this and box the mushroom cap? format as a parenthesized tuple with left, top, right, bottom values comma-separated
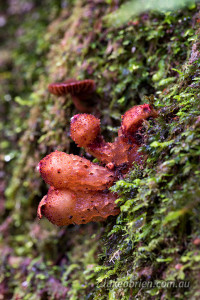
(70, 114, 101, 147)
(48, 79, 95, 96)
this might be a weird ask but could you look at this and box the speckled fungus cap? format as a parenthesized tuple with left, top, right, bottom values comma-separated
(70, 114, 100, 147)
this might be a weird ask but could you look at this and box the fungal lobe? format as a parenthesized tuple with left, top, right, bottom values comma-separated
(39, 151, 115, 191)
(121, 104, 158, 138)
(37, 187, 119, 226)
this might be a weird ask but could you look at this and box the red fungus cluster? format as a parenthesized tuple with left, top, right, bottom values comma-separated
(70, 104, 158, 168)
(37, 152, 119, 226)
(48, 79, 97, 113)
(37, 103, 157, 226)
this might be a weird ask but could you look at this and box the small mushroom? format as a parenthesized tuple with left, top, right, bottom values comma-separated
(48, 79, 97, 112)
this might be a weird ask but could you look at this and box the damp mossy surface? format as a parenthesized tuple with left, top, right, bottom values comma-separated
(0, 1, 200, 299)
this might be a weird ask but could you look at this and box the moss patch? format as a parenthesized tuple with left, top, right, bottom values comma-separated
(1, 0, 200, 299)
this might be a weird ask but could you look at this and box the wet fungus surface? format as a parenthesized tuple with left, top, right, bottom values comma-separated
(37, 103, 157, 226)
(39, 151, 115, 191)
(38, 187, 119, 226)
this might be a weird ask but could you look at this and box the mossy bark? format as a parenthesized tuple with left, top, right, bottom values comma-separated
(1, 0, 200, 299)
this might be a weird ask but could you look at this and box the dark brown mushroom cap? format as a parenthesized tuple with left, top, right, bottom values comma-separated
(48, 79, 95, 96)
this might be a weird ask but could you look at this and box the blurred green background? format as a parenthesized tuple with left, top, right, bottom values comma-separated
(1, 0, 200, 299)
